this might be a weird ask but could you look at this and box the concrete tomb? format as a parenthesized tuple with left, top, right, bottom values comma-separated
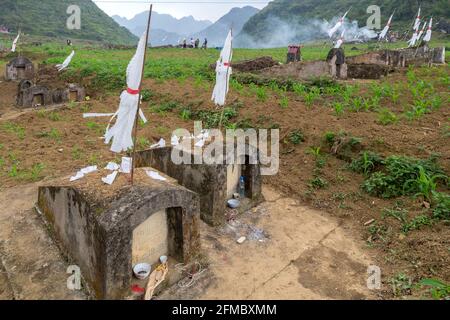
(16, 81, 85, 108)
(37, 168, 201, 299)
(5, 56, 35, 81)
(135, 144, 263, 226)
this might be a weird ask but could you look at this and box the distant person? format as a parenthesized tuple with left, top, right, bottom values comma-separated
(67, 39, 72, 46)
(202, 38, 208, 49)
(182, 38, 187, 48)
(195, 38, 200, 49)
(190, 38, 195, 48)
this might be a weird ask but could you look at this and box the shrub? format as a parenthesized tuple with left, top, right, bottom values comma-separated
(288, 130, 305, 145)
(362, 156, 446, 199)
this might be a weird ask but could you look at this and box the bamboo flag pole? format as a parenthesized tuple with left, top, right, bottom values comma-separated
(131, 4, 153, 185)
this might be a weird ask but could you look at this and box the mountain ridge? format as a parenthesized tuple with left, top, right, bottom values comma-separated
(0, 0, 137, 44)
(238, 0, 449, 47)
(191, 6, 260, 47)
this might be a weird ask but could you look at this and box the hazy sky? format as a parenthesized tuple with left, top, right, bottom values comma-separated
(93, 0, 271, 22)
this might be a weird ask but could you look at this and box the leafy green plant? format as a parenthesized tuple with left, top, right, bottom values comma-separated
(86, 121, 103, 134)
(48, 112, 61, 121)
(402, 215, 432, 233)
(2, 122, 25, 140)
(304, 87, 320, 107)
(362, 156, 446, 199)
(279, 95, 289, 108)
(255, 86, 267, 102)
(137, 137, 150, 150)
(350, 152, 383, 176)
(431, 192, 450, 220)
(419, 278, 450, 300)
(307, 146, 321, 159)
(323, 131, 336, 146)
(288, 130, 305, 145)
(28, 163, 45, 181)
(377, 108, 398, 125)
(333, 102, 345, 116)
(141, 89, 153, 102)
(180, 108, 192, 120)
(292, 83, 307, 96)
(382, 207, 408, 223)
(403, 166, 447, 202)
(348, 96, 365, 112)
(309, 177, 328, 189)
(391, 273, 413, 296)
(153, 101, 180, 113)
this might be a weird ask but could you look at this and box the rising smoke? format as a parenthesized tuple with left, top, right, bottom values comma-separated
(235, 15, 378, 48)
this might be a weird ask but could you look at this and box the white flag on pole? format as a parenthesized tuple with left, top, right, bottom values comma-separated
(379, 12, 394, 41)
(212, 30, 233, 107)
(408, 24, 419, 47)
(328, 10, 349, 38)
(417, 22, 427, 42)
(423, 18, 433, 42)
(104, 31, 148, 153)
(413, 7, 421, 31)
(334, 29, 345, 48)
(56, 50, 75, 72)
(11, 32, 20, 52)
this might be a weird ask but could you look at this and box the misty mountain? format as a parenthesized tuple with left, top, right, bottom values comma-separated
(237, 0, 449, 48)
(190, 6, 260, 47)
(112, 11, 212, 38)
(0, 0, 137, 44)
(149, 29, 183, 46)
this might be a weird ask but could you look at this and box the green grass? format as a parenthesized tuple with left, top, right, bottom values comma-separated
(2, 122, 25, 140)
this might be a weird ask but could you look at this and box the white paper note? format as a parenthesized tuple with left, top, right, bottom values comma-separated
(102, 171, 118, 185)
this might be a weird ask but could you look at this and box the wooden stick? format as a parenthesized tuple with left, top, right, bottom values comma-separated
(131, 4, 153, 185)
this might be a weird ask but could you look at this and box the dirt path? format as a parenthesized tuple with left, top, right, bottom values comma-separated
(162, 187, 378, 300)
(0, 183, 86, 300)
(0, 182, 377, 300)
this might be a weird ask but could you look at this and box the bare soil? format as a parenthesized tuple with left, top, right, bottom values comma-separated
(0, 63, 449, 299)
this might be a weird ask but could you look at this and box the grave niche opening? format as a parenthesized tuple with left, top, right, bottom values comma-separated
(69, 90, 78, 102)
(33, 93, 44, 106)
(132, 207, 184, 268)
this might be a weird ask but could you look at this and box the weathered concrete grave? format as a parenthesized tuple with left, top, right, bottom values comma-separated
(16, 81, 86, 108)
(135, 144, 263, 226)
(5, 56, 35, 81)
(37, 168, 201, 299)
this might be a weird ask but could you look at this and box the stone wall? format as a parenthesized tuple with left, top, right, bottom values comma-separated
(346, 46, 446, 68)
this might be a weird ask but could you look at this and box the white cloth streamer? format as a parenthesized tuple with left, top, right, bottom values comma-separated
(104, 31, 148, 153)
(212, 30, 233, 107)
(56, 50, 75, 72)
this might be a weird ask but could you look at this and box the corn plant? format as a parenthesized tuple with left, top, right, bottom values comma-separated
(403, 166, 447, 202)
(377, 108, 398, 125)
(333, 102, 345, 116)
(307, 146, 321, 159)
(279, 95, 289, 109)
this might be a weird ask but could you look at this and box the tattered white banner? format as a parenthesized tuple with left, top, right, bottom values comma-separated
(212, 30, 233, 107)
